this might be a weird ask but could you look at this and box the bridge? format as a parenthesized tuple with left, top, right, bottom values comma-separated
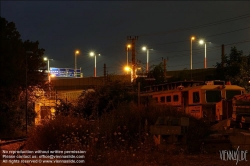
(50, 68, 216, 91)
(50, 74, 131, 90)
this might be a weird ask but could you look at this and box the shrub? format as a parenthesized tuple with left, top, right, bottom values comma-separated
(26, 115, 97, 151)
(26, 103, 211, 165)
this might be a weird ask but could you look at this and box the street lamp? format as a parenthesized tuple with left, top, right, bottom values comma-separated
(44, 57, 53, 82)
(190, 36, 195, 80)
(124, 66, 132, 82)
(126, 44, 131, 74)
(75, 50, 80, 77)
(142, 46, 153, 73)
(199, 40, 211, 69)
(90, 52, 100, 77)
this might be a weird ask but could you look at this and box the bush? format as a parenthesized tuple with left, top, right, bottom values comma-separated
(26, 103, 211, 165)
(26, 115, 97, 151)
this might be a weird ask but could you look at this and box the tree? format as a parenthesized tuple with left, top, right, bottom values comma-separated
(0, 17, 46, 93)
(215, 46, 250, 92)
(0, 17, 46, 137)
(147, 62, 165, 84)
(75, 90, 98, 118)
(134, 62, 166, 92)
(75, 81, 135, 119)
(55, 99, 74, 117)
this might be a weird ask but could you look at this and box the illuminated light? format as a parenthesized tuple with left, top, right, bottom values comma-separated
(127, 44, 131, 48)
(89, 52, 100, 77)
(50, 74, 56, 77)
(190, 36, 195, 79)
(44, 57, 48, 61)
(142, 46, 153, 73)
(74, 50, 79, 78)
(199, 40, 204, 44)
(124, 66, 131, 71)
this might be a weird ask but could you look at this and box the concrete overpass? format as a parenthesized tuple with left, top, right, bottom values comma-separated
(50, 68, 216, 91)
(51, 74, 131, 90)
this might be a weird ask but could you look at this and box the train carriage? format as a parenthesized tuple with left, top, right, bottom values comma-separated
(140, 80, 245, 122)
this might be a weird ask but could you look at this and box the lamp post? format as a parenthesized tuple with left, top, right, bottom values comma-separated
(126, 44, 131, 74)
(75, 50, 79, 77)
(142, 46, 153, 73)
(199, 40, 210, 69)
(44, 57, 53, 82)
(190, 36, 195, 80)
(90, 52, 100, 77)
(25, 51, 33, 135)
(124, 66, 132, 82)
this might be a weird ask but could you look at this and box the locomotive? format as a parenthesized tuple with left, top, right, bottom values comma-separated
(140, 80, 248, 123)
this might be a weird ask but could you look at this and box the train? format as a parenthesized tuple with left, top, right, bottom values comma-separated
(139, 80, 250, 124)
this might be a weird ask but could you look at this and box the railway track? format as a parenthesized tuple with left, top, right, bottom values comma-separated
(0, 138, 28, 166)
(0, 138, 27, 146)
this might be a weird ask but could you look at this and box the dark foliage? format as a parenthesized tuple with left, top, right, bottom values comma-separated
(147, 62, 165, 84)
(0, 17, 46, 137)
(55, 99, 74, 117)
(215, 46, 250, 91)
(75, 81, 136, 118)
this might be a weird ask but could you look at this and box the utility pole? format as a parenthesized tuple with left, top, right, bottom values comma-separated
(107, 70, 109, 82)
(25, 52, 28, 135)
(127, 36, 138, 82)
(55, 90, 58, 110)
(221, 44, 225, 68)
(25, 51, 33, 135)
(103, 63, 106, 83)
(162, 57, 168, 81)
(164, 58, 167, 81)
(138, 82, 140, 106)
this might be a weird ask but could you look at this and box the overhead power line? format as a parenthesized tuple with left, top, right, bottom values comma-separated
(144, 26, 250, 48)
(147, 39, 250, 63)
(79, 13, 250, 72)
(138, 13, 250, 37)
(206, 27, 250, 38)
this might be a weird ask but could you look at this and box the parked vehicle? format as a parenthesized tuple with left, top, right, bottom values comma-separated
(140, 80, 246, 122)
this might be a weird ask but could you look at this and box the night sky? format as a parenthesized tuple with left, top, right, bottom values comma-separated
(1, 1, 250, 77)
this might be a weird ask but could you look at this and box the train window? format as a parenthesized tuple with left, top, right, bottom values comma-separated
(226, 90, 241, 100)
(160, 96, 165, 103)
(153, 97, 158, 103)
(166, 96, 171, 102)
(173, 95, 179, 102)
(193, 92, 200, 103)
(206, 90, 221, 102)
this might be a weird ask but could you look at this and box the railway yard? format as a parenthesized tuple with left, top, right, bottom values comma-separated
(1, 122, 250, 166)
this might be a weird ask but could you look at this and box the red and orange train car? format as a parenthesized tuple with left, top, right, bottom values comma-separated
(140, 80, 246, 122)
